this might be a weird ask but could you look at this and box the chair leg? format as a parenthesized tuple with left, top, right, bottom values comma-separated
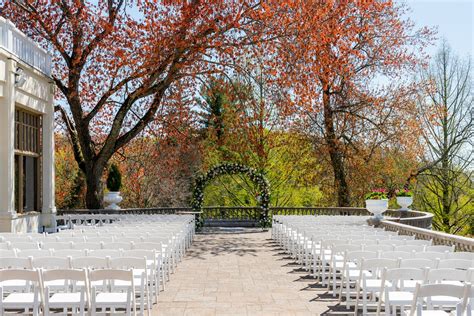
(354, 281, 361, 316)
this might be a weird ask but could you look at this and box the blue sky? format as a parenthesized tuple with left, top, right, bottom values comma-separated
(405, 0, 473, 59)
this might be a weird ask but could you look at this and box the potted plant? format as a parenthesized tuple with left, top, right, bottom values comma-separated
(104, 164, 123, 210)
(395, 188, 413, 212)
(365, 189, 389, 219)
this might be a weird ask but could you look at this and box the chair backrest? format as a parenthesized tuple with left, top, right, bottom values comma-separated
(394, 245, 426, 252)
(0, 269, 41, 282)
(42, 268, 88, 282)
(52, 249, 87, 258)
(364, 244, 394, 252)
(3, 236, 33, 243)
(404, 239, 432, 246)
(71, 256, 109, 269)
(86, 237, 114, 243)
(16, 249, 53, 258)
(0, 257, 32, 269)
(408, 283, 470, 316)
(133, 242, 162, 251)
(379, 251, 413, 260)
(0, 242, 10, 250)
(383, 268, 426, 290)
(0, 249, 17, 258)
(31, 256, 71, 269)
(55, 236, 86, 243)
(109, 257, 147, 269)
(414, 251, 447, 260)
(426, 268, 469, 283)
(385, 239, 406, 246)
(122, 250, 157, 261)
(41, 241, 73, 250)
(437, 259, 473, 270)
(446, 252, 474, 261)
(88, 249, 122, 258)
(88, 269, 134, 282)
(345, 250, 378, 262)
(361, 258, 399, 278)
(72, 242, 103, 250)
(102, 242, 133, 250)
(11, 242, 40, 250)
(400, 258, 438, 269)
(425, 245, 455, 253)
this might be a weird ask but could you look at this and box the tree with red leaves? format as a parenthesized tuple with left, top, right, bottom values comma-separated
(2, 0, 280, 208)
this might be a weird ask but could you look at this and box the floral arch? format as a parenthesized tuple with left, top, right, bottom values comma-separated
(191, 163, 271, 227)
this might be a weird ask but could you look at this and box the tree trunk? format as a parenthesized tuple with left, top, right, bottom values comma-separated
(84, 164, 106, 209)
(322, 89, 351, 207)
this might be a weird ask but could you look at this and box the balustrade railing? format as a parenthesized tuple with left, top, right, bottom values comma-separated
(0, 17, 51, 76)
(381, 220, 474, 252)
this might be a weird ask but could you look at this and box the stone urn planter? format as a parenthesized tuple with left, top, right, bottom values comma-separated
(396, 196, 413, 211)
(104, 191, 123, 210)
(365, 199, 389, 219)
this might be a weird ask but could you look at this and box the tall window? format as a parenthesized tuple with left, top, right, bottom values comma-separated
(14, 108, 42, 213)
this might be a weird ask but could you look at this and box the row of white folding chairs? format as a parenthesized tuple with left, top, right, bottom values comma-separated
(1, 253, 162, 312)
(349, 259, 474, 315)
(1, 246, 168, 288)
(312, 240, 457, 288)
(0, 267, 148, 316)
(331, 250, 473, 311)
(331, 249, 473, 301)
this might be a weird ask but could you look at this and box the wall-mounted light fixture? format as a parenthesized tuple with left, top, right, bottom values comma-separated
(14, 67, 27, 87)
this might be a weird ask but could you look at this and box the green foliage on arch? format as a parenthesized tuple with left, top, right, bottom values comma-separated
(191, 163, 271, 227)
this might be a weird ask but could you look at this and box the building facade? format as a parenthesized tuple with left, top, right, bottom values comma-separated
(0, 17, 55, 232)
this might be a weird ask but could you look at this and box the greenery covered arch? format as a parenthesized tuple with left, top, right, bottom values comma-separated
(191, 163, 271, 226)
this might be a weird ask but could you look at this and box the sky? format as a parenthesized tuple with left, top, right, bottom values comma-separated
(404, 0, 474, 60)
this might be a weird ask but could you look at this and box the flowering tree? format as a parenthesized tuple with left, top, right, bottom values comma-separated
(274, 1, 433, 206)
(2, 0, 280, 208)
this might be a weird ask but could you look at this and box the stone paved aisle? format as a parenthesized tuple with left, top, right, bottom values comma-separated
(152, 229, 341, 316)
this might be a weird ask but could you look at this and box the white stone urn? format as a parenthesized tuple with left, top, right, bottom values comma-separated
(396, 196, 413, 211)
(365, 199, 389, 219)
(104, 191, 123, 210)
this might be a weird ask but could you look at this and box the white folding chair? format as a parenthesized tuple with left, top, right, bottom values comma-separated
(42, 269, 89, 316)
(0, 269, 42, 316)
(405, 283, 470, 316)
(376, 267, 426, 316)
(339, 250, 378, 309)
(89, 269, 136, 316)
(354, 258, 399, 315)
(109, 257, 151, 316)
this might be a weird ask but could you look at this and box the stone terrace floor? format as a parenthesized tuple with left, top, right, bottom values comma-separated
(153, 228, 348, 316)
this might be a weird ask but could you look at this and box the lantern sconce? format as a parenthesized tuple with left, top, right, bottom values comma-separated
(14, 67, 27, 87)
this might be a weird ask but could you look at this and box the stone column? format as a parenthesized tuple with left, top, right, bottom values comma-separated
(40, 82, 56, 232)
(0, 58, 16, 232)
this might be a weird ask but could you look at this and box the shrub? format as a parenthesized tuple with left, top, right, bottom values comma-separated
(106, 164, 122, 192)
